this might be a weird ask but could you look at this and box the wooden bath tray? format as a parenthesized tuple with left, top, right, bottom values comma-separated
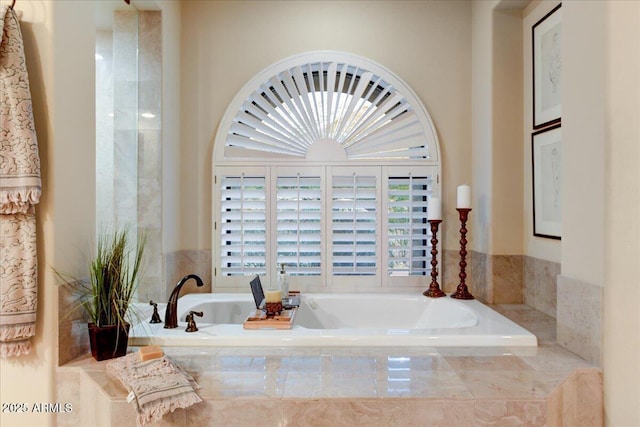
(243, 308, 297, 330)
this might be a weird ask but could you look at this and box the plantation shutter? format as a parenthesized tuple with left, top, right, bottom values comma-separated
(276, 174, 322, 275)
(332, 173, 378, 276)
(223, 61, 436, 161)
(387, 176, 432, 276)
(213, 53, 442, 291)
(219, 174, 267, 276)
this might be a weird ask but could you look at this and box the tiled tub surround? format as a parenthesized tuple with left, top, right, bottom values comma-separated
(57, 251, 562, 359)
(556, 276, 603, 366)
(164, 250, 213, 298)
(427, 251, 559, 310)
(56, 305, 602, 426)
(145, 249, 557, 314)
(465, 252, 527, 304)
(524, 258, 560, 319)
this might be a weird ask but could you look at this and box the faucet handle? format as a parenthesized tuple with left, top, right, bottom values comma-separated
(185, 311, 203, 332)
(149, 300, 162, 324)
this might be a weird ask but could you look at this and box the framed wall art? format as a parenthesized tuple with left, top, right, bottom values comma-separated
(532, 3, 562, 129)
(532, 124, 561, 239)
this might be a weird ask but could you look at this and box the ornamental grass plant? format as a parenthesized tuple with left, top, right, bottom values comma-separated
(57, 226, 146, 329)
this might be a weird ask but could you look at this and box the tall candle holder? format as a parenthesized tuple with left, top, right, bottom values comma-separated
(451, 208, 475, 300)
(423, 219, 446, 298)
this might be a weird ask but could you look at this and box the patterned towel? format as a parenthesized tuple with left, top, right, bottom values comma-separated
(106, 352, 203, 426)
(0, 4, 41, 358)
(0, 4, 41, 214)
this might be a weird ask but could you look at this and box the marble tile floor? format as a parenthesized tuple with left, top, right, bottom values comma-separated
(56, 304, 602, 426)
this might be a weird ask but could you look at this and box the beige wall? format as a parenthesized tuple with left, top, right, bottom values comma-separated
(522, 1, 562, 263)
(491, 5, 524, 255)
(158, 0, 181, 254)
(559, 0, 605, 284)
(470, 0, 494, 254)
(471, 0, 526, 256)
(180, 0, 472, 252)
(604, 1, 640, 424)
(521, 0, 607, 275)
(470, 0, 568, 307)
(0, 1, 95, 426)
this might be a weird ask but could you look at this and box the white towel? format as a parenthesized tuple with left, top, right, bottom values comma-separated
(106, 352, 203, 426)
(0, 4, 41, 358)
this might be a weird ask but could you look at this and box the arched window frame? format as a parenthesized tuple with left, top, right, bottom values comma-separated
(212, 51, 442, 292)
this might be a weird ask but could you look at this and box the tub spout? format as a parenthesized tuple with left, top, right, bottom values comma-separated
(164, 274, 204, 329)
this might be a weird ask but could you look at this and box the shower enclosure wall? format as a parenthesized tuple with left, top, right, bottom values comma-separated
(95, 7, 163, 303)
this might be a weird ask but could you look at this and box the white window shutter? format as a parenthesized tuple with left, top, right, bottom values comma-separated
(276, 175, 322, 275)
(387, 176, 433, 276)
(331, 173, 378, 276)
(220, 174, 267, 276)
(212, 53, 442, 291)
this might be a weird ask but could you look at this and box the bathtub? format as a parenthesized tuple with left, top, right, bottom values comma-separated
(129, 293, 537, 347)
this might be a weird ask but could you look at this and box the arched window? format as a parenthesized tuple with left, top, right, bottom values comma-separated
(212, 51, 441, 292)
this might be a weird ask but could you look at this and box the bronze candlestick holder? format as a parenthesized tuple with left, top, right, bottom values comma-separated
(423, 219, 446, 298)
(451, 208, 474, 300)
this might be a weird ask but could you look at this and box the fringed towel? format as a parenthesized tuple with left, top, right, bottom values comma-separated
(0, 4, 41, 358)
(106, 352, 203, 426)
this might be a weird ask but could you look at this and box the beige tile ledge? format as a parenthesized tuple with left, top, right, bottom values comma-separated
(55, 305, 602, 426)
(56, 347, 601, 426)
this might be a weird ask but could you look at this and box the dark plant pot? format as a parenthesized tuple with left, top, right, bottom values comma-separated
(87, 323, 130, 361)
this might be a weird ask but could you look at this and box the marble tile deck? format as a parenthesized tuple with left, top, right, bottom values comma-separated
(56, 304, 602, 426)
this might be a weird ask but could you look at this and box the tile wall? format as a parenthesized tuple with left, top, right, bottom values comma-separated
(136, 11, 163, 306)
(525, 257, 560, 319)
(164, 250, 213, 297)
(96, 10, 164, 305)
(557, 276, 603, 365)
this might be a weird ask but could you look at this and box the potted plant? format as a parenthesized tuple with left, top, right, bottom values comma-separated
(58, 227, 145, 361)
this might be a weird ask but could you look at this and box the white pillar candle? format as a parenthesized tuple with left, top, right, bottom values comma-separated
(457, 185, 471, 209)
(427, 197, 442, 220)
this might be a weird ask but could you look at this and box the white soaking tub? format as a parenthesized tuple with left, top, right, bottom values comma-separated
(129, 293, 537, 347)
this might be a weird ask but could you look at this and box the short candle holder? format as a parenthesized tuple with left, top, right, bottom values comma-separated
(423, 219, 446, 298)
(265, 301, 282, 317)
(451, 208, 475, 300)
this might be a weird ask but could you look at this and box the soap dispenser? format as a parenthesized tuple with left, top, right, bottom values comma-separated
(278, 263, 289, 299)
